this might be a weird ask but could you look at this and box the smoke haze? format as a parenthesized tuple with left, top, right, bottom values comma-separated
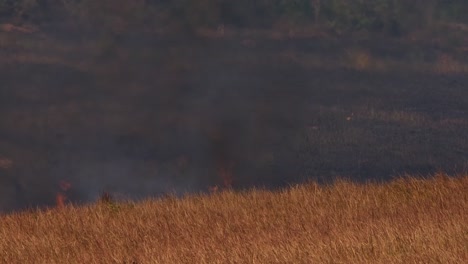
(1, 5, 468, 213)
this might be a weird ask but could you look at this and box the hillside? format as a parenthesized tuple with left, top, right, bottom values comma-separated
(1, 174, 466, 263)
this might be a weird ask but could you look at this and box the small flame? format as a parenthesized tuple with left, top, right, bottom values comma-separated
(218, 164, 233, 189)
(208, 125, 235, 191)
(208, 185, 219, 193)
(56, 180, 72, 208)
(56, 193, 66, 208)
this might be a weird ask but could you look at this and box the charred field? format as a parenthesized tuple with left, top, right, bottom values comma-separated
(1, 26, 468, 213)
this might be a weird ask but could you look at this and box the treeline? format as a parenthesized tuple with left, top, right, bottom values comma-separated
(1, 0, 468, 35)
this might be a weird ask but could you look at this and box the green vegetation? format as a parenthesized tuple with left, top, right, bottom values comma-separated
(1, 0, 468, 35)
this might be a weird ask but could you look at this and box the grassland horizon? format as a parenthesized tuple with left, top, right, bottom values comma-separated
(1, 173, 466, 263)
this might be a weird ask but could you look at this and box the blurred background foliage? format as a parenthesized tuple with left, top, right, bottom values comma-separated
(1, 0, 468, 36)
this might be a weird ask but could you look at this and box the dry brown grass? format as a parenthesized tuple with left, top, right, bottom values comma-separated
(0, 174, 467, 263)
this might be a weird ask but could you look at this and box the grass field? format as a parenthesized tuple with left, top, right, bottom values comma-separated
(0, 173, 466, 263)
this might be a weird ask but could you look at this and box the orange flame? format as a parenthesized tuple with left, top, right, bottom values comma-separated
(208, 125, 235, 192)
(208, 162, 233, 194)
(56, 180, 71, 208)
(214, 154, 235, 192)
(56, 193, 66, 208)
(208, 185, 219, 194)
(218, 164, 233, 189)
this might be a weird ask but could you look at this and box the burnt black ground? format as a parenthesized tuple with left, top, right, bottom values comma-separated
(1, 30, 468, 213)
